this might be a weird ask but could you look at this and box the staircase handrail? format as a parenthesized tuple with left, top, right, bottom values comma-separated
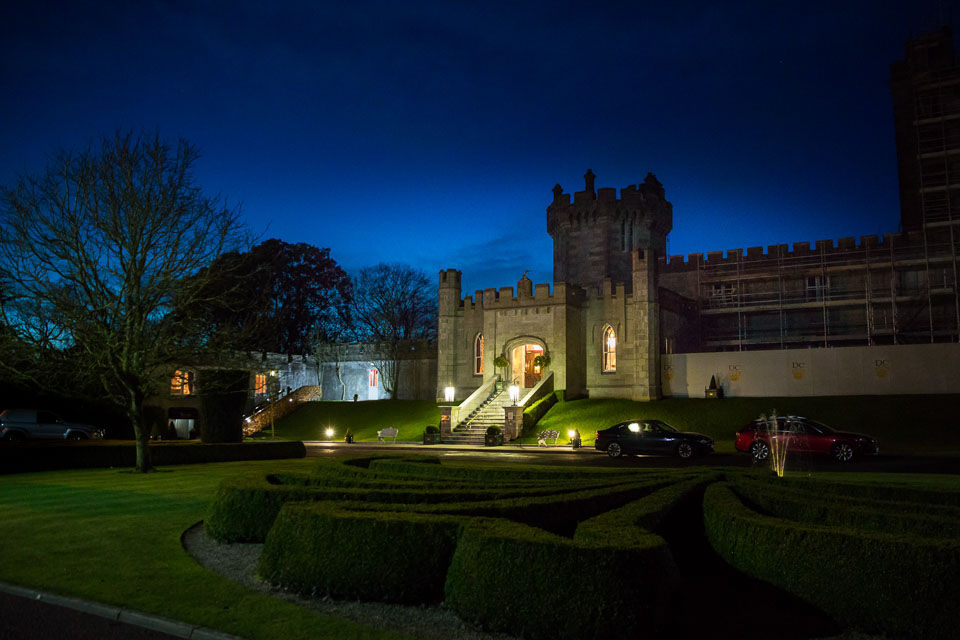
(450, 376, 498, 428)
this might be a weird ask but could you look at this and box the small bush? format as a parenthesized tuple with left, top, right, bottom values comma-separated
(425, 425, 439, 434)
(522, 391, 558, 432)
(485, 425, 501, 436)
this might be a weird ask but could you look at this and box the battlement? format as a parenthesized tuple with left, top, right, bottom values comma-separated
(546, 170, 673, 238)
(458, 280, 584, 311)
(439, 268, 462, 286)
(657, 231, 936, 273)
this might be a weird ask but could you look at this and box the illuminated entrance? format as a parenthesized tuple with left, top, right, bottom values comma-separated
(510, 344, 544, 388)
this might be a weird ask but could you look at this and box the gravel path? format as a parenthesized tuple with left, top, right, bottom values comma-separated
(181, 522, 518, 640)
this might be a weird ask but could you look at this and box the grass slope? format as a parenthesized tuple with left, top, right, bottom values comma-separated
(0, 461, 406, 640)
(525, 394, 960, 454)
(264, 400, 441, 442)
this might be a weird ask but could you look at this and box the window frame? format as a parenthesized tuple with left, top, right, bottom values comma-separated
(602, 325, 617, 372)
(474, 333, 484, 375)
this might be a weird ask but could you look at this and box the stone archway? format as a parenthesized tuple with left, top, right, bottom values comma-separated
(503, 336, 548, 389)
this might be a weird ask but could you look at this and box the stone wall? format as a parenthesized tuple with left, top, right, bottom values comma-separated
(662, 343, 960, 397)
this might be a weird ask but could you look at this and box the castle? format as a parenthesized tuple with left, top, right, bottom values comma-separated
(200, 29, 960, 442)
(431, 28, 960, 420)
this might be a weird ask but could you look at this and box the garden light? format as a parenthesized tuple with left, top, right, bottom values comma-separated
(508, 384, 520, 403)
(569, 428, 582, 449)
(444, 386, 455, 402)
(325, 428, 334, 438)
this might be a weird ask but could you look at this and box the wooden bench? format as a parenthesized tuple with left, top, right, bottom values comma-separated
(537, 429, 560, 446)
(377, 427, 399, 443)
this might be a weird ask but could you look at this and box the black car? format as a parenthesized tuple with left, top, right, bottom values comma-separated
(595, 419, 714, 459)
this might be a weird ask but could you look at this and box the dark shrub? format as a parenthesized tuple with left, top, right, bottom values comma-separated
(200, 369, 248, 443)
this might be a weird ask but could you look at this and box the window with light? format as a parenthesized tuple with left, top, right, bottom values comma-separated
(603, 326, 617, 372)
(255, 374, 267, 395)
(475, 333, 484, 374)
(171, 370, 195, 396)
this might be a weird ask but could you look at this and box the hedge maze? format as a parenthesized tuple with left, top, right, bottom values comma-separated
(705, 476, 960, 640)
(206, 456, 960, 639)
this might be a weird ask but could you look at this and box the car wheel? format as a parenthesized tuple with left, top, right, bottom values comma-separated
(749, 440, 770, 462)
(607, 442, 623, 458)
(832, 442, 855, 463)
(676, 442, 694, 459)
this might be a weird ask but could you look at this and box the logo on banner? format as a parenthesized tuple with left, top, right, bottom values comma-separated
(875, 359, 890, 378)
(792, 362, 805, 380)
(728, 364, 741, 382)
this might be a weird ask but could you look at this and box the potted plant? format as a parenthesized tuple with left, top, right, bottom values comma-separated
(423, 424, 440, 445)
(532, 354, 550, 370)
(485, 425, 503, 447)
(493, 355, 509, 391)
(344, 428, 354, 444)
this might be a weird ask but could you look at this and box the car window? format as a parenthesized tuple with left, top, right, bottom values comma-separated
(38, 411, 61, 424)
(652, 420, 678, 433)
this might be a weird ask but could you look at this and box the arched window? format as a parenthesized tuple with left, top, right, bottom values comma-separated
(602, 326, 617, 372)
(474, 333, 484, 374)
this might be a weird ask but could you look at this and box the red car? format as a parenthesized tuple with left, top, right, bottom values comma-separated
(735, 416, 879, 463)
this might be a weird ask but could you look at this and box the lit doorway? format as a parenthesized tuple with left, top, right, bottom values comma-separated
(168, 408, 198, 439)
(510, 344, 544, 388)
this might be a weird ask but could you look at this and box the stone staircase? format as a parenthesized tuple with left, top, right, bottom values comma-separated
(445, 388, 511, 444)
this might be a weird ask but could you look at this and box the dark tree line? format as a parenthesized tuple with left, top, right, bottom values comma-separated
(0, 133, 438, 472)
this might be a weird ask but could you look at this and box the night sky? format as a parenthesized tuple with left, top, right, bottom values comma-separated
(2, 1, 958, 295)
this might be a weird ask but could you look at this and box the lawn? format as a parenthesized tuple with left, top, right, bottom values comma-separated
(257, 400, 441, 442)
(522, 393, 960, 454)
(2, 456, 957, 640)
(0, 460, 407, 640)
(263, 394, 960, 455)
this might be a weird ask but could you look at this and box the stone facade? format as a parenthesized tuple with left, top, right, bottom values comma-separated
(436, 167, 959, 403)
(437, 170, 673, 402)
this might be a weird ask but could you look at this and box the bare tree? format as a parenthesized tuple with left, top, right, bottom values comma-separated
(350, 263, 436, 398)
(0, 132, 245, 471)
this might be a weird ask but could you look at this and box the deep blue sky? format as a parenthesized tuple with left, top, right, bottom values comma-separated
(2, 1, 957, 295)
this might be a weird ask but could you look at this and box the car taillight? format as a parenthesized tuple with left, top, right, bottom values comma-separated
(595, 432, 600, 439)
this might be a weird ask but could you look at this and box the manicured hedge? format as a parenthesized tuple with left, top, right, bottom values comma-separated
(0, 440, 305, 474)
(703, 482, 960, 639)
(760, 475, 960, 508)
(445, 517, 676, 640)
(207, 465, 670, 542)
(522, 390, 559, 431)
(260, 502, 461, 603)
(252, 468, 701, 639)
(731, 478, 960, 539)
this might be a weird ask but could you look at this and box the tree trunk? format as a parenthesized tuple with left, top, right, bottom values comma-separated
(131, 414, 153, 473)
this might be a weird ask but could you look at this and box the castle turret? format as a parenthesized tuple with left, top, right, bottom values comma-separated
(547, 171, 673, 291)
(436, 269, 461, 400)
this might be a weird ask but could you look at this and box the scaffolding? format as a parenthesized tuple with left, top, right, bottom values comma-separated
(691, 233, 960, 351)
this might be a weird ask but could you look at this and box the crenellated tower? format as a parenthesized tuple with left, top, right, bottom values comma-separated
(547, 170, 673, 291)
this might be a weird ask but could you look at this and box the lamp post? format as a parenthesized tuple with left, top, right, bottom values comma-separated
(444, 386, 455, 403)
(508, 384, 520, 404)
